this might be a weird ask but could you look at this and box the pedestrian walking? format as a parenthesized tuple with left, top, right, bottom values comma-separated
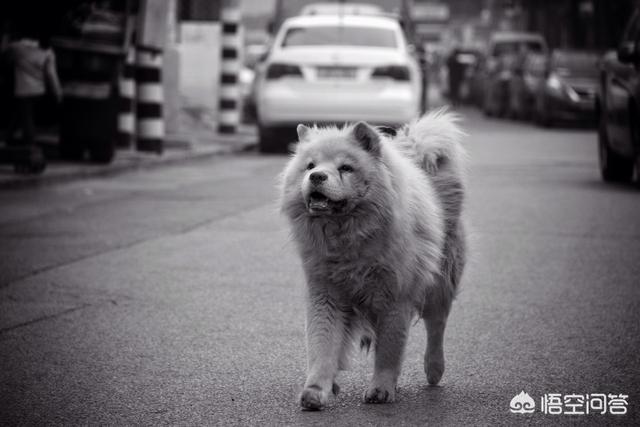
(5, 32, 62, 169)
(447, 47, 464, 106)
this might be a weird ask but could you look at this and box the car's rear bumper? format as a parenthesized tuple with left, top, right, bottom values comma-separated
(257, 80, 420, 126)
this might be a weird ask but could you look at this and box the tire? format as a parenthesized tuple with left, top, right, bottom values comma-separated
(482, 91, 493, 117)
(495, 81, 509, 118)
(258, 126, 280, 153)
(506, 92, 518, 120)
(599, 118, 633, 182)
(495, 95, 506, 118)
(59, 140, 85, 161)
(535, 98, 552, 128)
(88, 138, 115, 164)
(13, 146, 46, 174)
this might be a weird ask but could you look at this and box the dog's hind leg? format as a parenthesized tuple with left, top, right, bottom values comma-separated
(423, 311, 449, 385)
(364, 305, 412, 404)
(299, 292, 347, 411)
(424, 222, 465, 385)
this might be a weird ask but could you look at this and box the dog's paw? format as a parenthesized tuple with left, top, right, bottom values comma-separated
(363, 386, 396, 404)
(425, 357, 445, 385)
(300, 385, 329, 411)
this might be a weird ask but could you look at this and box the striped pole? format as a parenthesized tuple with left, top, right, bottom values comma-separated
(219, 0, 242, 134)
(135, 47, 164, 154)
(117, 47, 136, 148)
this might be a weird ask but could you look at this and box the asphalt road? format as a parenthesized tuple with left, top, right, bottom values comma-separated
(1, 109, 639, 425)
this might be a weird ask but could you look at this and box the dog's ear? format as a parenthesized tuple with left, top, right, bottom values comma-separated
(352, 122, 380, 156)
(296, 124, 310, 142)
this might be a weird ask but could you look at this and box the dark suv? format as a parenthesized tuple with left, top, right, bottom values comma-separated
(597, 9, 640, 183)
(481, 32, 547, 117)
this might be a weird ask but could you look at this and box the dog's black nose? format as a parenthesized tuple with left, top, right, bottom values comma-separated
(309, 171, 328, 185)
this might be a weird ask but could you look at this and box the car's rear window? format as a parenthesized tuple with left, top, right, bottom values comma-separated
(282, 25, 398, 48)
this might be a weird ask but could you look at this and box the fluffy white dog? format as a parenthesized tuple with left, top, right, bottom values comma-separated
(280, 109, 467, 410)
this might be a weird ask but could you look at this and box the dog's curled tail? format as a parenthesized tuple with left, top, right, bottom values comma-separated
(400, 108, 467, 227)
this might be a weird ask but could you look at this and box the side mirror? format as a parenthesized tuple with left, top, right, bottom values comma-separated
(618, 41, 637, 63)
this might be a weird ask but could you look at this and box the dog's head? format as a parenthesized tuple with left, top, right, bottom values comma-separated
(281, 122, 387, 219)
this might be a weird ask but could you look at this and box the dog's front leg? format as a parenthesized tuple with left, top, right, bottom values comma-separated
(364, 305, 412, 404)
(300, 290, 345, 410)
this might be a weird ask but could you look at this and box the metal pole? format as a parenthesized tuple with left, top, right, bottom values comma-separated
(135, 47, 164, 154)
(218, 0, 242, 134)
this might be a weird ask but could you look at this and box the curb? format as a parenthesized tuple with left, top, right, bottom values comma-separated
(0, 137, 257, 191)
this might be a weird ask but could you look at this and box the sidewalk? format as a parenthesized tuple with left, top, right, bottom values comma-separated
(0, 126, 257, 190)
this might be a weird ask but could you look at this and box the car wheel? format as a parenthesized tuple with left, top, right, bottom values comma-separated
(536, 99, 552, 128)
(507, 93, 518, 120)
(599, 118, 633, 183)
(259, 126, 286, 153)
(482, 92, 493, 117)
(496, 82, 509, 118)
(496, 96, 508, 118)
(13, 146, 46, 174)
(522, 105, 532, 122)
(258, 126, 274, 153)
(59, 141, 85, 161)
(88, 139, 115, 164)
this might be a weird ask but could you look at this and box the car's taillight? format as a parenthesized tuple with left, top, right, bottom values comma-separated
(266, 63, 303, 79)
(371, 65, 410, 81)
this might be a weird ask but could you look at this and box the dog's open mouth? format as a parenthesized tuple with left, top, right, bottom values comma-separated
(307, 191, 347, 214)
(308, 192, 331, 211)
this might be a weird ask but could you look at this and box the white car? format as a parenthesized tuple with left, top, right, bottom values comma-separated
(255, 14, 423, 152)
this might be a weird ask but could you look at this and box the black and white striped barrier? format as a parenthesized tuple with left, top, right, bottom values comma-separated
(219, 0, 242, 134)
(135, 47, 164, 154)
(117, 47, 136, 148)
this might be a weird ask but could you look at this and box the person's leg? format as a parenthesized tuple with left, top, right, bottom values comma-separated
(13, 96, 45, 173)
(17, 96, 37, 147)
(5, 97, 20, 145)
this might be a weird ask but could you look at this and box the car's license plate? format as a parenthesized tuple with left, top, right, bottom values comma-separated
(317, 67, 357, 79)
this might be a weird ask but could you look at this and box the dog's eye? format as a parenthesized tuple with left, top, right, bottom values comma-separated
(306, 162, 315, 170)
(338, 164, 354, 173)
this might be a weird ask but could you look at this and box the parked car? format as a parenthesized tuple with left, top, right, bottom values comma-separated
(481, 32, 547, 117)
(529, 50, 599, 127)
(597, 8, 640, 183)
(255, 14, 422, 152)
(507, 52, 547, 119)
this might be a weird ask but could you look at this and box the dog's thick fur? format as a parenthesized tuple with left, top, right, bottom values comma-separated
(280, 109, 467, 410)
